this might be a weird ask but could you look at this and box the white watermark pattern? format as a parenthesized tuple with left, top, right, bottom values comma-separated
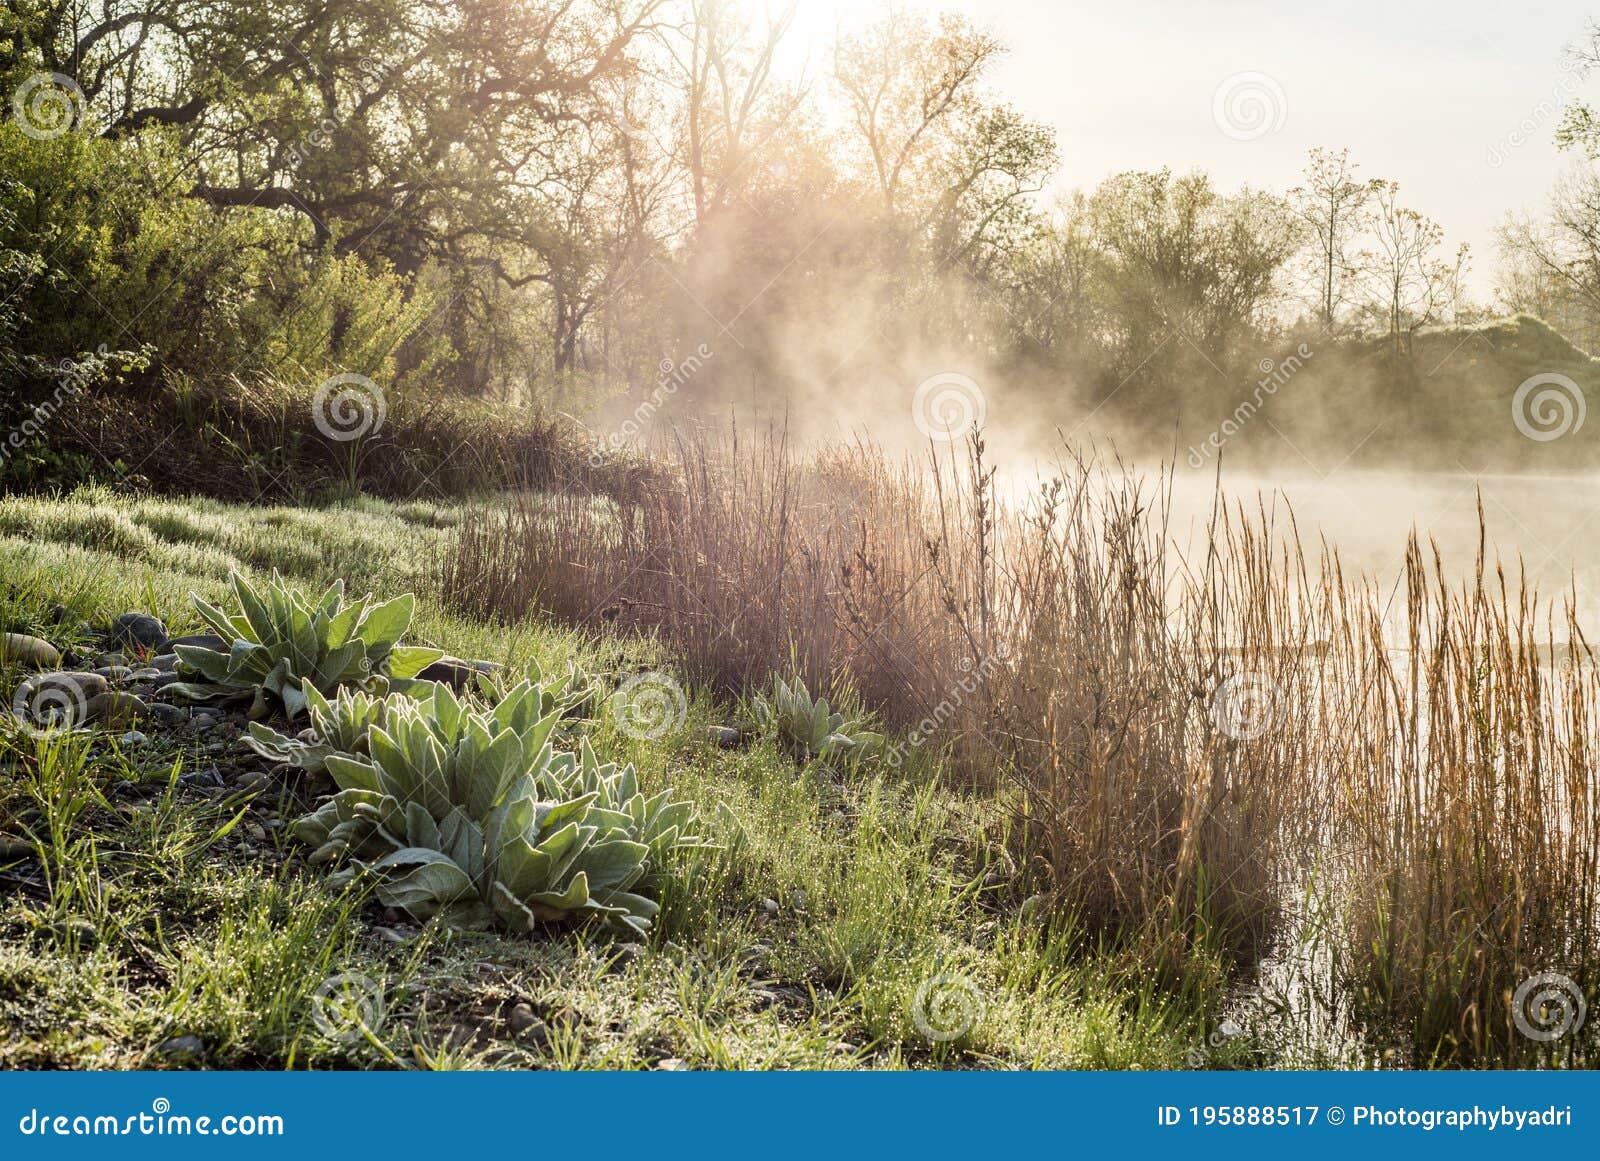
(1188, 344, 1315, 468)
(310, 972, 386, 1043)
(1512, 372, 1585, 442)
(12, 72, 85, 139)
(610, 671, 688, 741)
(912, 372, 986, 441)
(1212, 72, 1287, 141)
(1211, 672, 1280, 740)
(312, 373, 387, 442)
(1511, 971, 1586, 1042)
(911, 972, 985, 1042)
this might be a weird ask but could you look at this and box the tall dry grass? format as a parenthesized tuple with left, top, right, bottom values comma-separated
(441, 428, 1600, 1061)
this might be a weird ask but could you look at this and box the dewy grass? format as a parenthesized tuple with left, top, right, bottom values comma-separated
(442, 428, 1600, 1063)
(0, 488, 1210, 1070)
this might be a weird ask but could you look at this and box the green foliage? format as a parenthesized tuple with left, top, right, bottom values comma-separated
(168, 571, 442, 717)
(751, 674, 882, 762)
(294, 682, 705, 934)
(473, 654, 610, 720)
(245, 682, 428, 772)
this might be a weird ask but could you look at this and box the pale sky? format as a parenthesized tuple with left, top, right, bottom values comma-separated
(787, 0, 1600, 295)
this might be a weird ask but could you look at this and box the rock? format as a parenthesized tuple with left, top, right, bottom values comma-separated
(167, 633, 228, 653)
(130, 667, 162, 681)
(606, 942, 646, 972)
(508, 1003, 543, 1034)
(417, 656, 501, 690)
(110, 613, 168, 652)
(152, 1034, 206, 1061)
(246, 823, 267, 842)
(46, 603, 70, 625)
(149, 672, 184, 691)
(85, 692, 151, 729)
(93, 666, 134, 682)
(0, 633, 61, 670)
(708, 726, 743, 748)
(655, 1057, 689, 1071)
(148, 703, 185, 727)
(178, 767, 226, 790)
(118, 730, 149, 746)
(93, 652, 128, 669)
(149, 653, 180, 672)
(760, 897, 779, 917)
(21, 671, 110, 724)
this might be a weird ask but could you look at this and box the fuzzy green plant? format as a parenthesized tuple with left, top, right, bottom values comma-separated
(294, 681, 705, 934)
(245, 682, 431, 773)
(751, 674, 882, 762)
(166, 571, 442, 717)
(471, 655, 610, 720)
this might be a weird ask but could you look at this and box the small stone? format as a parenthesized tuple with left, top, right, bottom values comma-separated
(149, 654, 180, 672)
(153, 1034, 206, 1060)
(148, 702, 184, 727)
(760, 897, 780, 917)
(86, 692, 151, 728)
(606, 942, 646, 972)
(707, 726, 743, 748)
(178, 767, 226, 790)
(46, 603, 70, 625)
(93, 666, 135, 682)
(246, 823, 267, 842)
(0, 633, 61, 670)
(117, 730, 149, 746)
(93, 652, 128, 669)
(130, 667, 162, 681)
(110, 613, 168, 652)
(655, 1057, 689, 1071)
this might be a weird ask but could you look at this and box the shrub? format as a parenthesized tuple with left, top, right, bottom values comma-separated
(294, 682, 705, 934)
(168, 571, 441, 717)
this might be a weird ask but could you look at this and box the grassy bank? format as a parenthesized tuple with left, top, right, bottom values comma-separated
(0, 489, 1220, 1070)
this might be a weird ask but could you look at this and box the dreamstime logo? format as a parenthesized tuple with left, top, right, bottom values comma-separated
(1511, 971, 1587, 1043)
(883, 643, 1010, 769)
(310, 972, 386, 1043)
(1488, 55, 1592, 168)
(911, 972, 984, 1042)
(1188, 344, 1315, 468)
(1512, 372, 1585, 442)
(12, 72, 86, 139)
(312, 373, 387, 441)
(911, 372, 986, 441)
(10, 678, 92, 732)
(589, 344, 713, 466)
(1210, 671, 1280, 740)
(1212, 72, 1287, 141)
(609, 671, 688, 741)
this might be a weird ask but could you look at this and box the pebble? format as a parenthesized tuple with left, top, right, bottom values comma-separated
(708, 726, 743, 748)
(85, 691, 151, 728)
(508, 1003, 543, 1034)
(655, 1057, 689, 1071)
(246, 823, 267, 842)
(0, 633, 61, 670)
(152, 1034, 206, 1060)
(148, 703, 185, 727)
(117, 730, 149, 746)
(606, 942, 646, 972)
(178, 767, 226, 790)
(110, 613, 168, 652)
(93, 666, 135, 682)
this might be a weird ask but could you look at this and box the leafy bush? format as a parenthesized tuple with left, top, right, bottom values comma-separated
(168, 571, 441, 717)
(246, 682, 427, 772)
(752, 674, 881, 762)
(294, 682, 704, 933)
